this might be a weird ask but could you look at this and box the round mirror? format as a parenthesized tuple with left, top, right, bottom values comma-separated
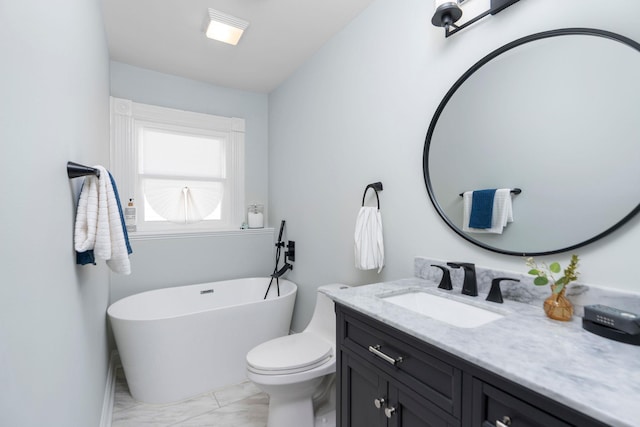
(423, 28, 640, 256)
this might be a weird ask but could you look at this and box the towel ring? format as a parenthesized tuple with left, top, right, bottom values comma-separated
(362, 182, 383, 209)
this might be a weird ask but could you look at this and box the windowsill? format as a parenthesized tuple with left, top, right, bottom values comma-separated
(127, 227, 275, 241)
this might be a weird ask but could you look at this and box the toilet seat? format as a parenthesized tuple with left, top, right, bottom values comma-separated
(247, 333, 333, 375)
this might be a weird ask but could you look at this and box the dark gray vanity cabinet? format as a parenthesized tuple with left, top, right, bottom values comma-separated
(336, 304, 607, 427)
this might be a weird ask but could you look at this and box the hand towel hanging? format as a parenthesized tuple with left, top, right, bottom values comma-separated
(355, 183, 384, 273)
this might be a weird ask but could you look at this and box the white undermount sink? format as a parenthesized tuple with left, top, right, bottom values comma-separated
(380, 290, 504, 328)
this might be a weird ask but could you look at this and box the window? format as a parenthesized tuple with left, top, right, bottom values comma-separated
(110, 97, 245, 234)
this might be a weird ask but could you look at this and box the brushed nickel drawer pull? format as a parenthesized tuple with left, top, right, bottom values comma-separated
(368, 345, 404, 366)
(496, 416, 512, 427)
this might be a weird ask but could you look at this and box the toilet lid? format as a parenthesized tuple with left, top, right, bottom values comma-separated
(246, 333, 332, 374)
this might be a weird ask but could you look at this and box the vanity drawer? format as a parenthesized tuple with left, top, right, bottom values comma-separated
(340, 307, 462, 418)
(473, 380, 571, 427)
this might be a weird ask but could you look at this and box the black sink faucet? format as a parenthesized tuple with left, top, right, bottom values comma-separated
(446, 262, 478, 296)
(431, 265, 452, 290)
(486, 277, 520, 303)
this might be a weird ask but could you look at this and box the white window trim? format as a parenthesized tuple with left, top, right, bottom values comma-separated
(110, 97, 245, 236)
(127, 227, 275, 242)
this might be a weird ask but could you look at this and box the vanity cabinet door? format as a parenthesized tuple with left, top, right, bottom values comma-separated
(340, 351, 387, 427)
(388, 385, 458, 427)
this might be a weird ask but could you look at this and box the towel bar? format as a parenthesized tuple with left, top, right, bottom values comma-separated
(458, 188, 521, 197)
(67, 161, 100, 179)
(362, 182, 383, 209)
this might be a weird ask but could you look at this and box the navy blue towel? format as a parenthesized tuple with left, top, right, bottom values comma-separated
(468, 189, 496, 229)
(108, 171, 133, 256)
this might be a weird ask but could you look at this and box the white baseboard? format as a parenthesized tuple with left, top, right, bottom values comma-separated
(99, 350, 120, 427)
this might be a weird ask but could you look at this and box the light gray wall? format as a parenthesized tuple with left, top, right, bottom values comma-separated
(110, 231, 275, 303)
(109, 63, 275, 302)
(0, 1, 111, 426)
(269, 0, 640, 331)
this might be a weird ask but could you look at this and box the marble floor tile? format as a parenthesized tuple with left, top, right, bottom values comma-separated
(213, 381, 262, 407)
(169, 393, 269, 427)
(111, 368, 267, 427)
(113, 368, 139, 412)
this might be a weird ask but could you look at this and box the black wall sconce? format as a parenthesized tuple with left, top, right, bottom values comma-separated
(432, 0, 520, 38)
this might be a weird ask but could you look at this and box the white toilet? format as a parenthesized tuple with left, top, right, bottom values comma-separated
(246, 283, 349, 427)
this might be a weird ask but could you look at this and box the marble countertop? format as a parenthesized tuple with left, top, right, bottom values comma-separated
(324, 278, 640, 427)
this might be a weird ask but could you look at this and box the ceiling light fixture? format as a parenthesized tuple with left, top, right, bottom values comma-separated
(205, 8, 249, 46)
(432, 0, 520, 38)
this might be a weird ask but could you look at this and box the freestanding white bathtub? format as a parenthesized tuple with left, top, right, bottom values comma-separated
(107, 277, 297, 404)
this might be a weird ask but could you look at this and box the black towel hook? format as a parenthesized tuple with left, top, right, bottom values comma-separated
(67, 161, 100, 179)
(362, 182, 383, 209)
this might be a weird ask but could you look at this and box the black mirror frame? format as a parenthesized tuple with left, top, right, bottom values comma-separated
(423, 28, 640, 256)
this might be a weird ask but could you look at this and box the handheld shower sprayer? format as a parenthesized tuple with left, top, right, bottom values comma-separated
(276, 220, 286, 248)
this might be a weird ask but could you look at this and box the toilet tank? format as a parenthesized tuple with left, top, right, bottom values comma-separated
(304, 283, 350, 346)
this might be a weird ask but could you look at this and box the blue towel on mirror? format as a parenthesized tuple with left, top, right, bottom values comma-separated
(468, 189, 496, 229)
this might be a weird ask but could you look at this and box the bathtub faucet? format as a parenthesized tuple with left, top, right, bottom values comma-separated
(271, 262, 293, 279)
(265, 262, 293, 299)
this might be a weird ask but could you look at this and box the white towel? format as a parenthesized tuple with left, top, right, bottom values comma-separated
(74, 174, 99, 253)
(74, 166, 131, 275)
(354, 206, 384, 273)
(462, 188, 513, 234)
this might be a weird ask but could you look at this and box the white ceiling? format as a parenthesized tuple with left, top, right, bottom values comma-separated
(102, 0, 375, 93)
